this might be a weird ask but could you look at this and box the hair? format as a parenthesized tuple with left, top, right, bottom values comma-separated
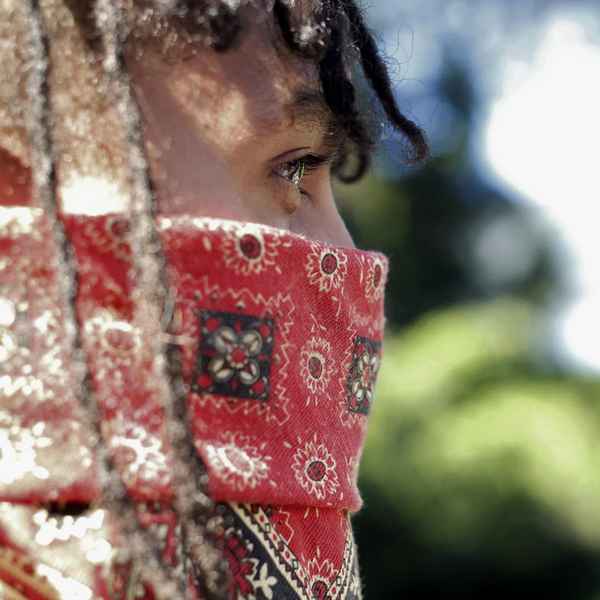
(18, 1, 428, 598)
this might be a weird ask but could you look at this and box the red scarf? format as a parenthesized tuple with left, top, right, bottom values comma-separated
(0, 158, 387, 599)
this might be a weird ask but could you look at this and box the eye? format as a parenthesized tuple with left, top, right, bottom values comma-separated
(274, 157, 307, 188)
(273, 154, 331, 191)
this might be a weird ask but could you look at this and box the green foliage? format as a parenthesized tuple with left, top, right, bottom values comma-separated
(355, 300, 600, 598)
(339, 42, 600, 599)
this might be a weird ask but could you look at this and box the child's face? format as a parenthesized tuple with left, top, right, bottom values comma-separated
(127, 6, 354, 247)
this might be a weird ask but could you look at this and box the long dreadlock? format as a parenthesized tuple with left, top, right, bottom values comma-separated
(94, 1, 231, 596)
(23, 0, 233, 597)
(22, 0, 190, 597)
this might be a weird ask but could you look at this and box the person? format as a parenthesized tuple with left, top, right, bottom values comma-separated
(0, 1, 426, 598)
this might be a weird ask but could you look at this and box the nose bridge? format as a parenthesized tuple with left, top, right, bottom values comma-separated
(326, 200, 356, 248)
(291, 192, 356, 248)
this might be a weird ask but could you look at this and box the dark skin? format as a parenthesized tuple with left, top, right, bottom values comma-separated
(127, 5, 354, 247)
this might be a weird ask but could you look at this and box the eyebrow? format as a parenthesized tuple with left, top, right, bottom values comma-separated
(285, 87, 347, 154)
(288, 88, 331, 126)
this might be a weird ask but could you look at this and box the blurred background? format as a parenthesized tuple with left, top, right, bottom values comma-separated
(335, 1, 600, 598)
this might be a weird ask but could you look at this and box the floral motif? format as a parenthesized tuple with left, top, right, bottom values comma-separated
(224, 530, 257, 597)
(306, 551, 336, 600)
(225, 504, 362, 600)
(306, 244, 348, 293)
(222, 224, 282, 276)
(252, 563, 278, 600)
(0, 411, 53, 485)
(346, 336, 381, 415)
(210, 327, 262, 385)
(194, 310, 274, 401)
(300, 337, 334, 405)
(84, 311, 142, 371)
(344, 455, 360, 491)
(80, 215, 131, 262)
(364, 256, 387, 303)
(109, 424, 170, 487)
(224, 528, 278, 600)
(292, 434, 339, 500)
(205, 432, 271, 491)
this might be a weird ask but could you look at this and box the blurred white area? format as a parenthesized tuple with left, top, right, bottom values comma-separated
(61, 175, 128, 215)
(485, 16, 600, 372)
(467, 214, 539, 291)
(369, 1, 552, 149)
(368, 1, 600, 372)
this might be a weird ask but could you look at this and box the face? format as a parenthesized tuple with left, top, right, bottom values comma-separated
(126, 6, 354, 247)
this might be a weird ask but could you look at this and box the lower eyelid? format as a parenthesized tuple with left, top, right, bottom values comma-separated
(268, 172, 313, 212)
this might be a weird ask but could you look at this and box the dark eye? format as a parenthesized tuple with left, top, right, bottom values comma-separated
(273, 154, 331, 191)
(275, 158, 306, 187)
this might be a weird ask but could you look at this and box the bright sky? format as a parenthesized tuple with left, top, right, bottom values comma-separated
(485, 16, 600, 372)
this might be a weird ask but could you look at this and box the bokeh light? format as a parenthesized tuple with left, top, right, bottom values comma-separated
(486, 15, 600, 372)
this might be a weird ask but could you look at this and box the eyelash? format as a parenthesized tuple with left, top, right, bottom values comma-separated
(274, 154, 331, 195)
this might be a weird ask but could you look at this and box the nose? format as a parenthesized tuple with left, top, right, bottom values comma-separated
(317, 204, 355, 248)
(290, 191, 355, 249)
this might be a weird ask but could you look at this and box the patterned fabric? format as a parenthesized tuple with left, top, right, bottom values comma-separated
(0, 159, 388, 598)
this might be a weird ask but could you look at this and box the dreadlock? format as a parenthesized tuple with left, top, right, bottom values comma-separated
(93, 1, 231, 596)
(23, 0, 235, 597)
(340, 0, 429, 162)
(22, 0, 189, 596)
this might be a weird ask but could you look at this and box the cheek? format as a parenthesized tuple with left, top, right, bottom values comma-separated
(149, 130, 284, 226)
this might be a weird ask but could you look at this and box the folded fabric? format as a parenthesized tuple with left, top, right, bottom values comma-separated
(0, 182, 387, 597)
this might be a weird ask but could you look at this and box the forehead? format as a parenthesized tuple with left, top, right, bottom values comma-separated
(131, 5, 322, 144)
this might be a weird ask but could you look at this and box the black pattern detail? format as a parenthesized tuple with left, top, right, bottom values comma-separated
(346, 336, 381, 415)
(219, 504, 362, 600)
(193, 310, 274, 401)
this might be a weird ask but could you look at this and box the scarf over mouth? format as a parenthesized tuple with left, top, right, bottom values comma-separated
(0, 204, 388, 599)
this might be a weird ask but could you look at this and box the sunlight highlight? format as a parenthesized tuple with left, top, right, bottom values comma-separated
(61, 175, 128, 215)
(485, 16, 600, 371)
